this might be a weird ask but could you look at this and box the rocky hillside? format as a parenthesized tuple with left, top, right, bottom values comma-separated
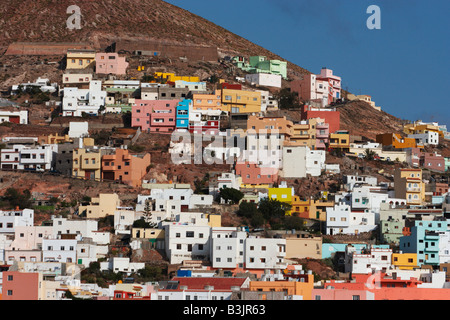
(0, 0, 310, 77)
(337, 100, 407, 141)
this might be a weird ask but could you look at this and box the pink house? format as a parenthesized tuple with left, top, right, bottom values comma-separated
(406, 148, 445, 172)
(235, 162, 278, 186)
(420, 152, 445, 172)
(95, 53, 129, 75)
(317, 67, 341, 100)
(132, 100, 178, 133)
(291, 68, 341, 106)
(312, 288, 374, 300)
(2, 271, 41, 300)
(315, 120, 330, 150)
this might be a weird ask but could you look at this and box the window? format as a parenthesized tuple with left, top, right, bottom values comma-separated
(186, 231, 194, 238)
(7, 275, 13, 281)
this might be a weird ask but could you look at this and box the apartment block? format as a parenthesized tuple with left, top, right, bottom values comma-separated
(101, 148, 151, 187)
(95, 52, 128, 75)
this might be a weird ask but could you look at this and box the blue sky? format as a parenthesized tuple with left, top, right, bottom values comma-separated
(165, 0, 450, 128)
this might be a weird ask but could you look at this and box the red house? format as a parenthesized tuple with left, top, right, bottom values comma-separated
(189, 119, 220, 135)
(301, 104, 340, 134)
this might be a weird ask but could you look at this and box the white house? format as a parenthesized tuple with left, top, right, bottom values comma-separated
(0, 209, 34, 234)
(210, 227, 247, 270)
(42, 238, 78, 263)
(305, 149, 326, 177)
(244, 237, 287, 270)
(408, 132, 439, 146)
(325, 202, 377, 235)
(77, 239, 109, 266)
(0, 144, 57, 171)
(7, 225, 53, 251)
(209, 172, 242, 198)
(11, 77, 58, 94)
(0, 109, 28, 124)
(245, 73, 282, 88)
(174, 80, 207, 92)
(51, 217, 99, 240)
(281, 146, 307, 178)
(114, 207, 136, 234)
(163, 223, 211, 264)
(68, 122, 89, 138)
(100, 257, 145, 275)
(344, 175, 378, 191)
(62, 80, 106, 117)
(345, 246, 392, 274)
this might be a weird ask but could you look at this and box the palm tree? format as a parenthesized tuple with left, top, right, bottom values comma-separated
(364, 149, 376, 161)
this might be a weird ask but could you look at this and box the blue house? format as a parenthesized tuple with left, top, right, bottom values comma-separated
(399, 219, 448, 267)
(176, 99, 191, 130)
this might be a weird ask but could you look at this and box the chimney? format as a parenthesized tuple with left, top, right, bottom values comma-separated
(15, 206, 19, 211)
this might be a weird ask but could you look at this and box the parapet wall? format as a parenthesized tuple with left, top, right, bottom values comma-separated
(5, 42, 94, 56)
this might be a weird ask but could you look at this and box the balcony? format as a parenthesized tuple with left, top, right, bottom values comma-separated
(103, 155, 117, 161)
(424, 231, 439, 240)
(406, 187, 421, 193)
(424, 246, 439, 252)
(102, 165, 118, 171)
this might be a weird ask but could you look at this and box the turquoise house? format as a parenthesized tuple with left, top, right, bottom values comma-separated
(322, 243, 390, 259)
(176, 99, 190, 130)
(399, 219, 448, 267)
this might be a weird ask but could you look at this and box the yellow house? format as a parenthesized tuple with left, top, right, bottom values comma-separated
(394, 168, 425, 206)
(206, 213, 222, 228)
(288, 120, 316, 149)
(291, 196, 310, 218)
(404, 122, 444, 138)
(329, 130, 350, 150)
(392, 253, 418, 270)
(72, 148, 103, 181)
(309, 199, 335, 221)
(78, 193, 121, 219)
(153, 72, 200, 83)
(192, 91, 222, 111)
(66, 49, 96, 70)
(221, 89, 261, 114)
(38, 133, 71, 145)
(268, 186, 293, 215)
(132, 228, 165, 246)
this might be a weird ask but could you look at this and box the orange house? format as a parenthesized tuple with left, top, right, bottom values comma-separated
(192, 91, 222, 111)
(101, 148, 151, 187)
(249, 273, 314, 300)
(376, 133, 418, 149)
(247, 115, 293, 137)
(291, 196, 310, 218)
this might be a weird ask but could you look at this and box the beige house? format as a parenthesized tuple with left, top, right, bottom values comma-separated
(79, 193, 121, 219)
(284, 233, 323, 260)
(394, 168, 425, 206)
(66, 49, 96, 70)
